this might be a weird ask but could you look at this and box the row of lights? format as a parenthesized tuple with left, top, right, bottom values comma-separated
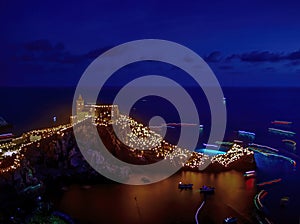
(210, 144, 254, 167)
(0, 123, 73, 174)
(1, 103, 257, 174)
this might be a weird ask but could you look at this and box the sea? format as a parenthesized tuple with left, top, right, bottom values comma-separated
(0, 86, 300, 223)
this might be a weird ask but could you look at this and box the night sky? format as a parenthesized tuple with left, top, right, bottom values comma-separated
(1, 0, 300, 87)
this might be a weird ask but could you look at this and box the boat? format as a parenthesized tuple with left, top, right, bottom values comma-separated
(178, 182, 193, 189)
(200, 185, 215, 193)
(223, 217, 238, 223)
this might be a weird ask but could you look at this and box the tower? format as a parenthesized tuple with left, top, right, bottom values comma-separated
(76, 94, 84, 115)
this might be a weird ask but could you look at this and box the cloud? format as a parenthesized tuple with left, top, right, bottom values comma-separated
(1, 39, 114, 86)
(234, 51, 283, 62)
(11, 39, 112, 65)
(24, 39, 59, 52)
(285, 50, 300, 60)
(14, 39, 73, 64)
(204, 51, 222, 62)
(16, 41, 300, 67)
(3, 40, 300, 87)
(226, 49, 300, 63)
(225, 54, 239, 61)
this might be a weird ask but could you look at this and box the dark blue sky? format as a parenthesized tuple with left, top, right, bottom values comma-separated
(1, 0, 300, 86)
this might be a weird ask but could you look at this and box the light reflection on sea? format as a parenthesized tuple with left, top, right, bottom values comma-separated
(57, 170, 256, 224)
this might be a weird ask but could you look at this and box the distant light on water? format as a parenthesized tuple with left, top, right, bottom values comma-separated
(195, 148, 226, 156)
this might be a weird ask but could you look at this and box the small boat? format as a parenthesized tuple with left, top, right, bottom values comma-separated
(223, 217, 238, 223)
(200, 185, 215, 193)
(178, 182, 193, 189)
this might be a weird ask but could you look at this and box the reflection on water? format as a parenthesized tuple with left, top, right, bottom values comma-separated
(57, 171, 256, 224)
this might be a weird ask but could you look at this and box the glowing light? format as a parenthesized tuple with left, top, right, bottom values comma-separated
(0, 122, 73, 173)
(165, 123, 199, 127)
(268, 128, 296, 136)
(257, 178, 282, 187)
(195, 200, 205, 224)
(215, 141, 234, 146)
(282, 139, 296, 150)
(2, 150, 18, 157)
(248, 143, 279, 153)
(0, 101, 255, 174)
(210, 144, 254, 167)
(195, 148, 226, 156)
(254, 190, 267, 210)
(264, 153, 296, 167)
(203, 143, 218, 148)
(271, 120, 292, 125)
(238, 130, 255, 136)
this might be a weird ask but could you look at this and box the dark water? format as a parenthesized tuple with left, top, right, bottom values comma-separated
(1, 87, 299, 141)
(57, 171, 256, 224)
(254, 151, 300, 223)
(1, 87, 300, 223)
(0, 87, 74, 135)
(55, 157, 299, 224)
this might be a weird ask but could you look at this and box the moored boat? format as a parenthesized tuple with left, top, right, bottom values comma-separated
(178, 182, 193, 189)
(200, 185, 215, 193)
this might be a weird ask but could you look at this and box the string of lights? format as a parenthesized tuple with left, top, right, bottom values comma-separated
(0, 104, 256, 174)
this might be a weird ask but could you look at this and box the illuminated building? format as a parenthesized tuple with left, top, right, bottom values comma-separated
(70, 94, 90, 123)
(90, 104, 119, 125)
(70, 95, 119, 124)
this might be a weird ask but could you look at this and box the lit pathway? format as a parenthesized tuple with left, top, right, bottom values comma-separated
(195, 200, 205, 224)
